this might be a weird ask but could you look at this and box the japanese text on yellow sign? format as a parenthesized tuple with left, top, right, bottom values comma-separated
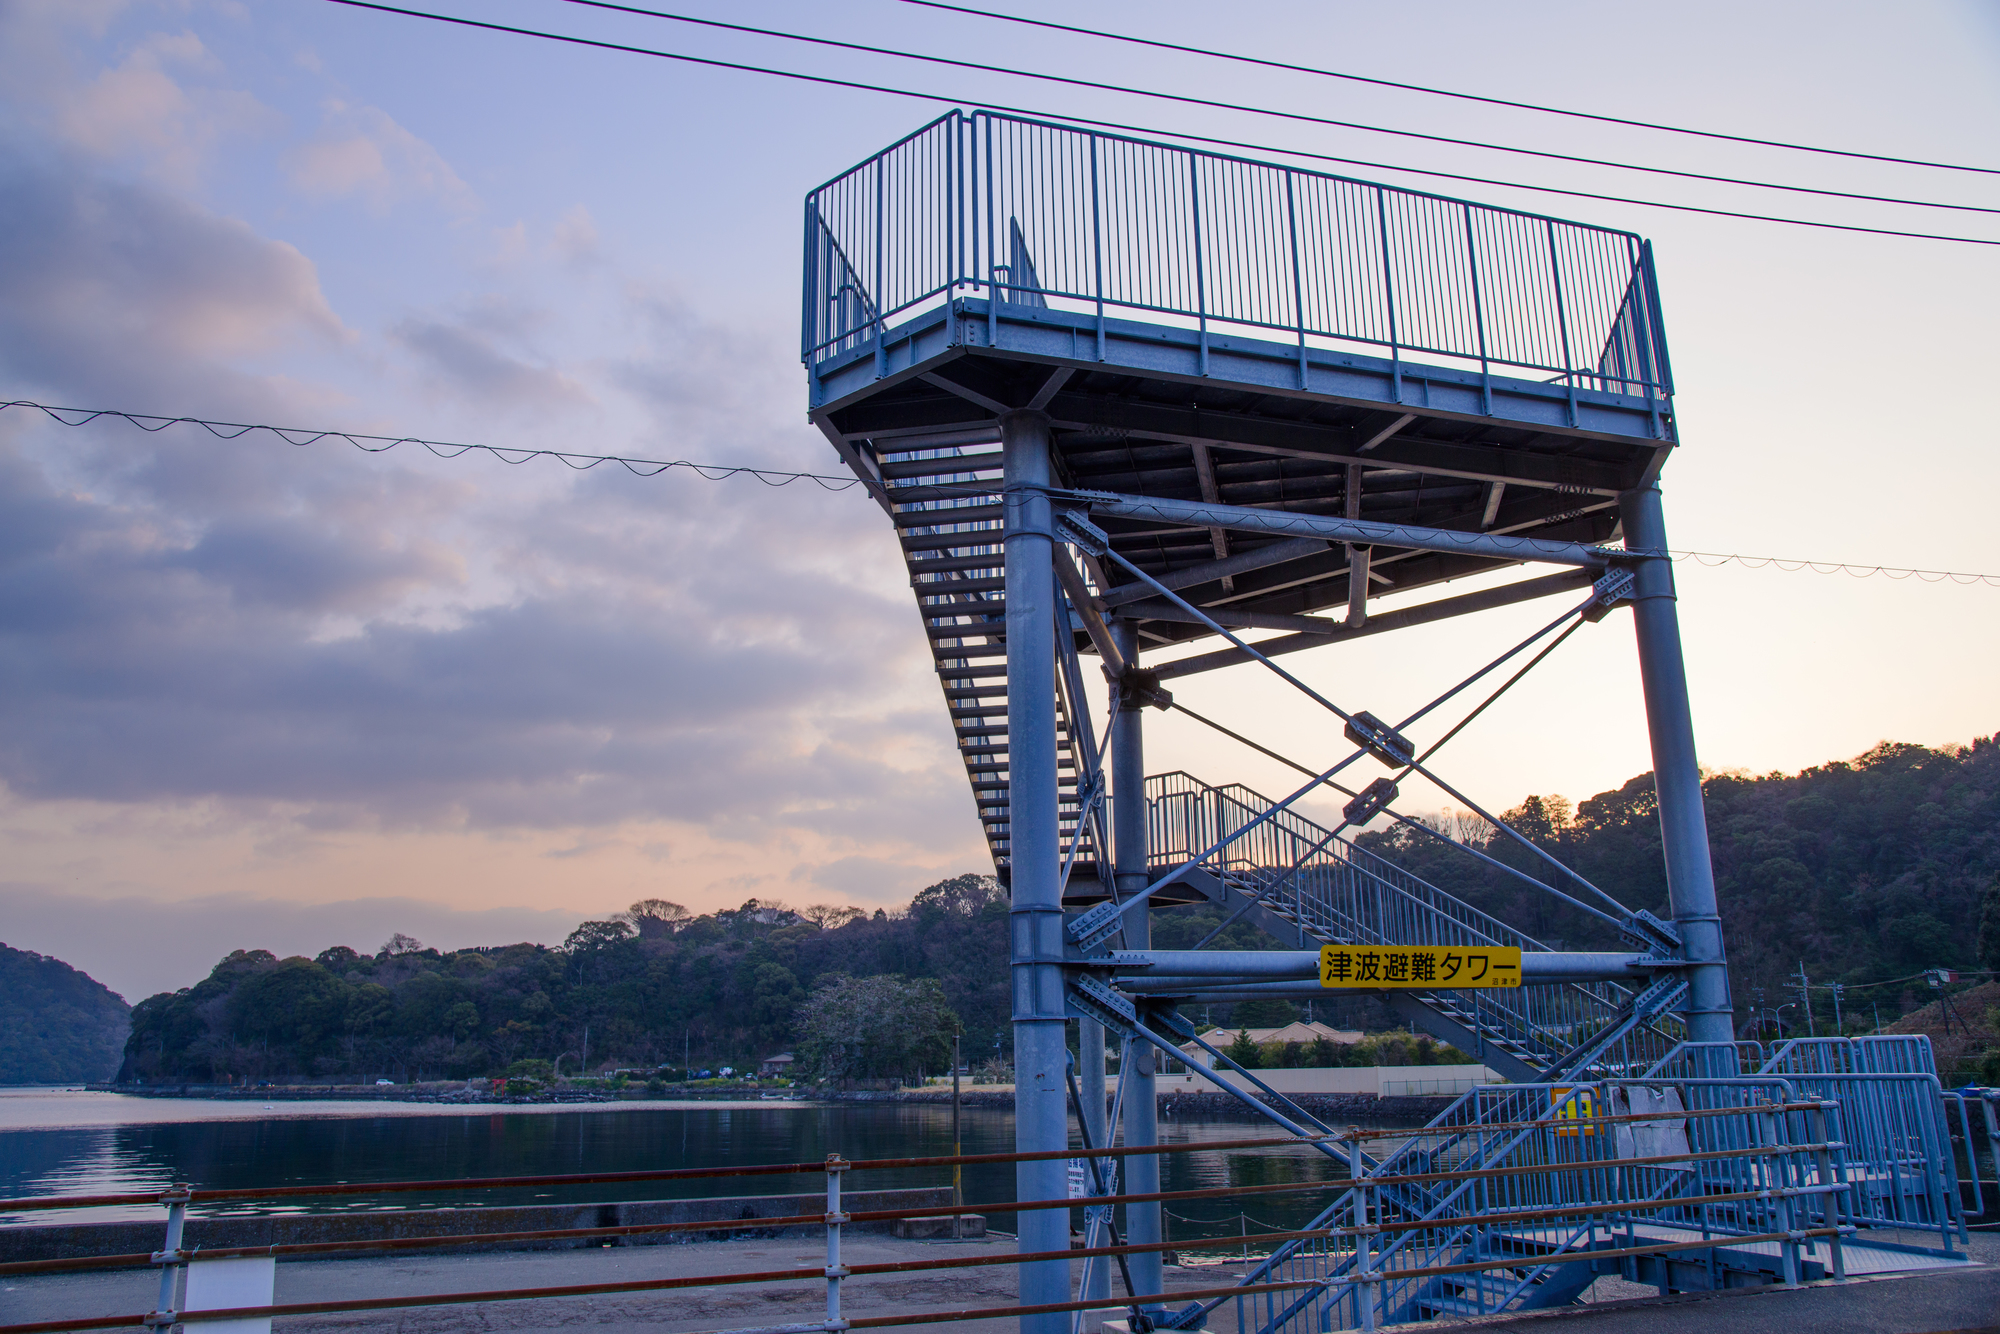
(1318, 944, 1522, 989)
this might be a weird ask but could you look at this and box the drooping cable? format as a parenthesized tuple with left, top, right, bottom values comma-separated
(558, 0, 1998, 217)
(0, 400, 861, 489)
(315, 1, 2000, 246)
(10, 399, 1995, 585)
(898, 0, 2000, 178)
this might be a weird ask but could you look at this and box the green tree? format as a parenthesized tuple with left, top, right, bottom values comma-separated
(1978, 874, 2000, 973)
(0, 944, 130, 1083)
(748, 963, 804, 1050)
(794, 975, 958, 1084)
(1226, 1029, 1262, 1070)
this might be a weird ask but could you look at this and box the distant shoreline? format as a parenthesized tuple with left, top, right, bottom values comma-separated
(80, 1082, 1453, 1116)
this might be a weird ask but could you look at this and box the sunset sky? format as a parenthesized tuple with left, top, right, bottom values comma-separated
(2, 0, 1995, 1003)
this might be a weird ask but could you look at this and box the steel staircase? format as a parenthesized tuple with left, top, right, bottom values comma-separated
(1192, 1074, 1857, 1333)
(877, 441, 1103, 886)
(1144, 772, 1687, 1082)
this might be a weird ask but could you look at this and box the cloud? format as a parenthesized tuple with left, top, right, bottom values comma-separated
(283, 100, 476, 215)
(173, 513, 464, 613)
(392, 315, 593, 409)
(41, 28, 276, 188)
(550, 205, 599, 266)
(0, 21, 992, 968)
(0, 149, 347, 410)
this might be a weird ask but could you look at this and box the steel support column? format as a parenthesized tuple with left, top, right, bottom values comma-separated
(1620, 485, 1733, 1045)
(1110, 618, 1164, 1310)
(1002, 410, 1071, 1330)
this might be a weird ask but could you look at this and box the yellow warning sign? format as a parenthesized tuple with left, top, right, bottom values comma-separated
(1318, 944, 1523, 989)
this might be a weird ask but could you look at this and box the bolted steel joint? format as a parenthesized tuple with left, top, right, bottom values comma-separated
(1583, 565, 1639, 622)
(1343, 711, 1415, 768)
(1116, 665, 1173, 712)
(1343, 778, 1399, 826)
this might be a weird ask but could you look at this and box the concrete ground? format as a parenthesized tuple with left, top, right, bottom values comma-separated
(4, 1229, 1993, 1333)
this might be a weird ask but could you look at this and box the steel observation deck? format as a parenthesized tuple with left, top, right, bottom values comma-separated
(802, 109, 1679, 879)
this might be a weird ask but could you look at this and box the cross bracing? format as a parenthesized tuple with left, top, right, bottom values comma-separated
(801, 111, 1968, 1331)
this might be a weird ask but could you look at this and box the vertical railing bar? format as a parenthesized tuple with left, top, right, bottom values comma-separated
(1626, 238, 1666, 437)
(1375, 189, 1401, 403)
(1546, 221, 1579, 427)
(984, 113, 997, 347)
(1463, 204, 1491, 415)
(1091, 131, 1105, 360)
(1192, 151, 1208, 376)
(873, 154, 887, 380)
(1286, 170, 1307, 389)
(802, 193, 816, 367)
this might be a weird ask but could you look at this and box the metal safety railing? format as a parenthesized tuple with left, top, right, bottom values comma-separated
(803, 110, 1673, 407)
(0, 1104, 1855, 1334)
(1755, 1035, 1971, 1245)
(1206, 1082, 1858, 1333)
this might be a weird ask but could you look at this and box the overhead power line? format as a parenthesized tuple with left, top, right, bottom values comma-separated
(1673, 551, 1999, 586)
(898, 0, 2000, 179)
(9, 399, 1997, 587)
(0, 400, 861, 489)
(560, 0, 1998, 217)
(317, 1, 1998, 247)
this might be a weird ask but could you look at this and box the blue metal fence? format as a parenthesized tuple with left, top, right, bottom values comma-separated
(804, 110, 1673, 403)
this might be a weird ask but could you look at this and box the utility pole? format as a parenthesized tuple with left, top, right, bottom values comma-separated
(952, 1032, 963, 1240)
(1872, 1003, 1882, 1035)
(1828, 982, 1845, 1035)
(1795, 962, 1815, 1038)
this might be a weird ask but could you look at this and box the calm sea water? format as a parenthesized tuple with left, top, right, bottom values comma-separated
(0, 1089, 1421, 1241)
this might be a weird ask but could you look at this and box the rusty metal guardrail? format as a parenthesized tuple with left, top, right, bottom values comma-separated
(1, 1099, 1856, 1334)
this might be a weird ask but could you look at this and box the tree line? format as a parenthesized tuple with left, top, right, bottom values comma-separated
(116, 734, 1999, 1085)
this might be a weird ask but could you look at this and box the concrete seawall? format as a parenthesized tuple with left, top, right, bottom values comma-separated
(0, 1187, 954, 1264)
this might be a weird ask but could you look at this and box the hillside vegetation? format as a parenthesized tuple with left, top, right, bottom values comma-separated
(0, 944, 131, 1084)
(1359, 733, 1999, 1032)
(119, 734, 1998, 1085)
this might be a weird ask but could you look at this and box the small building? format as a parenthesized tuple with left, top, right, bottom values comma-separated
(759, 1052, 795, 1077)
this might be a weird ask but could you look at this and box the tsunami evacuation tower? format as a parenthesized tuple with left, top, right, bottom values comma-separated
(800, 111, 1972, 1332)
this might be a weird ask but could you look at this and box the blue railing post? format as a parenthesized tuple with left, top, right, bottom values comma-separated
(945, 112, 959, 346)
(984, 113, 997, 349)
(1190, 150, 1209, 376)
(1091, 132, 1106, 361)
(1546, 218, 1578, 428)
(1638, 240, 1674, 430)
(1286, 170, 1308, 390)
(1376, 189, 1401, 404)
(873, 155, 886, 380)
(1463, 203, 1492, 416)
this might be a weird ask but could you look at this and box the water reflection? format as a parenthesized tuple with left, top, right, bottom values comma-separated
(0, 1093, 1421, 1242)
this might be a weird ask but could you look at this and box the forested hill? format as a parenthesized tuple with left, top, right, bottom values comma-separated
(119, 879, 1022, 1085)
(119, 734, 1998, 1085)
(0, 944, 131, 1084)
(1358, 733, 2000, 1027)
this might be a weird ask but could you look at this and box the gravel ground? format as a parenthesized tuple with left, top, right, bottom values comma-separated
(6, 1228, 1992, 1333)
